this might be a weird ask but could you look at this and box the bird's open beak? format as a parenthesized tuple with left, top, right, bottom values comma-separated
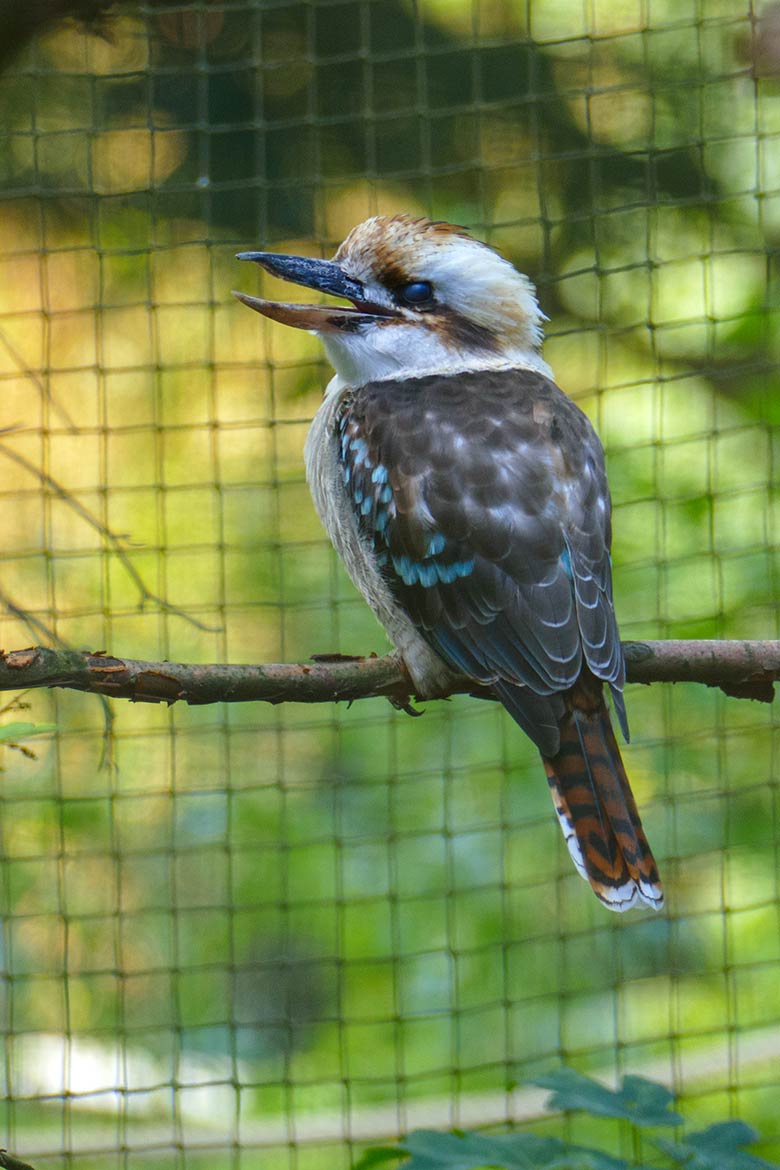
(233, 252, 398, 331)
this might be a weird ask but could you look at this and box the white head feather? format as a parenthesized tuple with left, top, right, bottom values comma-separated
(322, 215, 552, 387)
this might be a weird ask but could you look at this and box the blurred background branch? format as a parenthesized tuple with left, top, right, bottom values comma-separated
(0, 0, 113, 72)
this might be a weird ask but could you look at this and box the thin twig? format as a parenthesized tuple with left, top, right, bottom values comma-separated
(0, 443, 220, 633)
(0, 325, 78, 431)
(0, 589, 117, 765)
(0, 641, 777, 708)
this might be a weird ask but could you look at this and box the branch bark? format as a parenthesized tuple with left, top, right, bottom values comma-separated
(0, 641, 778, 708)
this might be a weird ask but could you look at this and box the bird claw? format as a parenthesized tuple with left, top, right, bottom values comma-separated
(389, 697, 424, 717)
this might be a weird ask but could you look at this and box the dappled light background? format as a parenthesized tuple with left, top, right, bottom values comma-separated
(0, 1, 779, 1167)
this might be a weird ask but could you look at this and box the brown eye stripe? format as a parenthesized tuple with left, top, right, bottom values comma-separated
(372, 260, 501, 353)
(436, 308, 501, 354)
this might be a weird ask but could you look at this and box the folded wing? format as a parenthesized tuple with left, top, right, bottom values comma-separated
(338, 367, 626, 756)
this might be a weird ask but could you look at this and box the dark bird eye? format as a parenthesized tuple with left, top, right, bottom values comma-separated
(399, 280, 434, 306)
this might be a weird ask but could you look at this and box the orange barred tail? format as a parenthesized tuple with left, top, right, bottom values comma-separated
(542, 684, 663, 913)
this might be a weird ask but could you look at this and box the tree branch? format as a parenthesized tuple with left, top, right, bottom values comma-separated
(0, 641, 778, 709)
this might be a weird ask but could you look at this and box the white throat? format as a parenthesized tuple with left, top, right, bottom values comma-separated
(320, 323, 553, 388)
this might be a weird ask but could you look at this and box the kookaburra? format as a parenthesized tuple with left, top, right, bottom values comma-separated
(235, 214, 663, 912)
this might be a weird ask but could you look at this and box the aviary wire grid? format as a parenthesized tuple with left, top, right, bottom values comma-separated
(0, 0, 778, 1167)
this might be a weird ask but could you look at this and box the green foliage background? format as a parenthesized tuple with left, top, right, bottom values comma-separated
(354, 1068, 780, 1170)
(0, 1, 778, 1167)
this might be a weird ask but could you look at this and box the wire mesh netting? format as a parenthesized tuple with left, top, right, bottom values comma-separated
(0, 0, 779, 1166)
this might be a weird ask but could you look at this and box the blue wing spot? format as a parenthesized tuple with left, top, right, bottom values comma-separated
(338, 422, 475, 590)
(349, 437, 371, 467)
(437, 559, 475, 583)
(560, 547, 572, 579)
(392, 554, 475, 587)
(392, 555, 415, 584)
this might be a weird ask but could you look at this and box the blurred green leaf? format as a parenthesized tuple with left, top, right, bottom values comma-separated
(0, 721, 56, 743)
(352, 1147, 407, 1170)
(533, 1070, 683, 1128)
(377, 1129, 631, 1170)
(352, 1083, 780, 1170)
(657, 1121, 777, 1169)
